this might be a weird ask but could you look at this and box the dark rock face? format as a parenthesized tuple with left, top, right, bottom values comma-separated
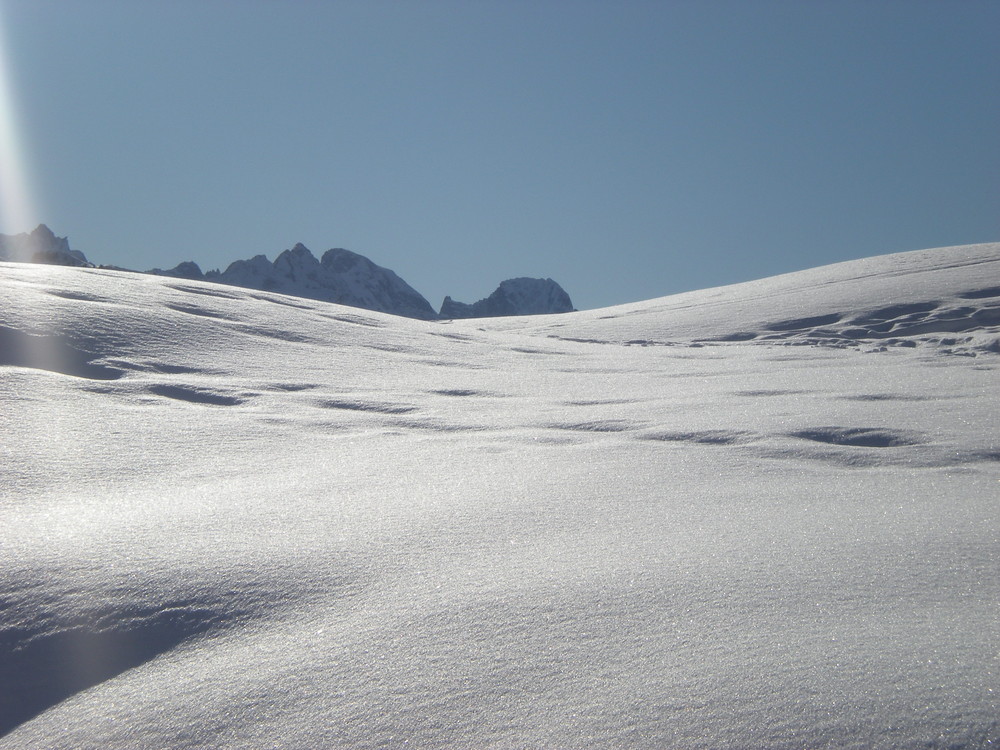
(201, 244, 439, 320)
(441, 278, 575, 319)
(0, 225, 90, 267)
(148, 261, 205, 280)
(6, 226, 577, 322)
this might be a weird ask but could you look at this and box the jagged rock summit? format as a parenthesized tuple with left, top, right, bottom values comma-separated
(2, 225, 577, 321)
(148, 260, 204, 280)
(440, 277, 575, 319)
(152, 246, 576, 321)
(0, 225, 90, 267)
(155, 243, 439, 320)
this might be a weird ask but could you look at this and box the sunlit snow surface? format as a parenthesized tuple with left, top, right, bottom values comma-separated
(1, 244, 998, 748)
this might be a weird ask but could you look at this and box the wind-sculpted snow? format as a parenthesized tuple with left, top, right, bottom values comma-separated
(0, 326, 124, 380)
(0, 598, 234, 735)
(485, 242, 1000, 357)
(0, 244, 998, 748)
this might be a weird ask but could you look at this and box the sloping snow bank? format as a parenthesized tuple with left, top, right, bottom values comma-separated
(0, 244, 997, 748)
(475, 242, 1000, 356)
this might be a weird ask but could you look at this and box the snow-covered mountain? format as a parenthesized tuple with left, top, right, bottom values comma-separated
(0, 225, 89, 267)
(146, 260, 204, 280)
(149, 246, 575, 321)
(440, 277, 575, 318)
(149, 243, 439, 320)
(1, 227, 575, 321)
(1, 242, 998, 749)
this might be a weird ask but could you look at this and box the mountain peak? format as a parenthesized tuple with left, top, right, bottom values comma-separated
(440, 277, 575, 319)
(320, 248, 372, 275)
(148, 260, 205, 280)
(186, 243, 438, 319)
(289, 242, 314, 256)
(0, 225, 89, 266)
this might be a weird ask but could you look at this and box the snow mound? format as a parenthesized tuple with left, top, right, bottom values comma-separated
(476, 242, 1000, 356)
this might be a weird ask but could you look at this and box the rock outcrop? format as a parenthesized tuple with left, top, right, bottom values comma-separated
(0, 225, 90, 267)
(196, 244, 439, 320)
(440, 278, 575, 319)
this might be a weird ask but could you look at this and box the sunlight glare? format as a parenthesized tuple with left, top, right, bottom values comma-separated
(0, 3, 39, 239)
(0, 5, 71, 398)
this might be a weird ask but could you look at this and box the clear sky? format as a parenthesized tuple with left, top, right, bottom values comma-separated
(0, 0, 997, 311)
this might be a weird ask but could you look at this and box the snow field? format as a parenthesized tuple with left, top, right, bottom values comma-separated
(1, 244, 998, 748)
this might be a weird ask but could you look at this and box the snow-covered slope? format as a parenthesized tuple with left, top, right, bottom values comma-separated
(1, 243, 998, 749)
(440, 277, 575, 318)
(476, 242, 1000, 356)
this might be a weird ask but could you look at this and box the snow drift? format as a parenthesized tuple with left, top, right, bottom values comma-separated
(0, 242, 998, 748)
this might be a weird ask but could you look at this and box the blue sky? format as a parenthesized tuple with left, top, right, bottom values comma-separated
(0, 0, 997, 311)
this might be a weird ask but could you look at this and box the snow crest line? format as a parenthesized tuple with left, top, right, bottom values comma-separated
(0, 601, 232, 738)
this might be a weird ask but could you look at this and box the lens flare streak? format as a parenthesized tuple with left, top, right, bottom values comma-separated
(0, 3, 37, 235)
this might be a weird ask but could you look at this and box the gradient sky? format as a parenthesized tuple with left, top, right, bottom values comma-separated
(0, 0, 997, 311)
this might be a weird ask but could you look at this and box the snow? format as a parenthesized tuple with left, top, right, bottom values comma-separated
(1, 243, 998, 748)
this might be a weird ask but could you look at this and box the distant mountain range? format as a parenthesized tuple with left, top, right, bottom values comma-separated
(155, 244, 441, 320)
(0, 225, 575, 320)
(0, 224, 90, 267)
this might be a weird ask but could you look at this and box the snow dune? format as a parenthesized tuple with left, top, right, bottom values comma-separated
(483, 242, 1000, 355)
(1, 243, 998, 748)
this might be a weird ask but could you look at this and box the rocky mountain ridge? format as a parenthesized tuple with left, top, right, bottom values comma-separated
(1, 225, 574, 320)
(186, 243, 439, 321)
(0, 225, 90, 267)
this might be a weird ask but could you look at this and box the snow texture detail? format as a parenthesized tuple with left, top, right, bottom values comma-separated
(1, 241, 998, 749)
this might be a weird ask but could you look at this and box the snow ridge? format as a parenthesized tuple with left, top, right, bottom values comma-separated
(480, 242, 1000, 357)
